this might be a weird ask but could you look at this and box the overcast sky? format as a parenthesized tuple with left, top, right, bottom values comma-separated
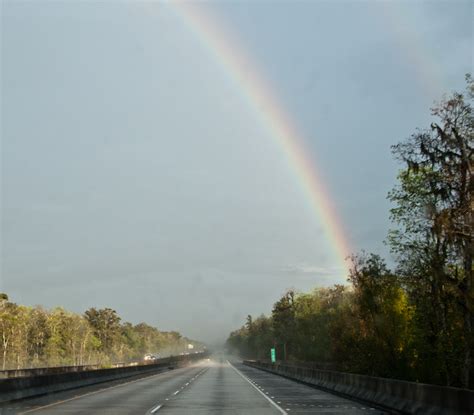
(1, 0, 472, 343)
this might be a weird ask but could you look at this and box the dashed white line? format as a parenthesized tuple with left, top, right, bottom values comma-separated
(18, 367, 185, 414)
(148, 365, 209, 413)
(150, 404, 163, 413)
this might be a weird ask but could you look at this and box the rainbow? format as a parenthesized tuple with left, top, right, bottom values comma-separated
(167, 3, 352, 276)
(378, 2, 445, 98)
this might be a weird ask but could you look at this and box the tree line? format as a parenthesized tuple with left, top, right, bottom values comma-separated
(0, 293, 201, 370)
(226, 76, 473, 389)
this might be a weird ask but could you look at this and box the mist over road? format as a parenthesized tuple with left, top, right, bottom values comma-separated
(1, 358, 387, 414)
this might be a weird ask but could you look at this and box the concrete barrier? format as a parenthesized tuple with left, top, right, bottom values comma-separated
(0, 353, 207, 403)
(0, 364, 102, 379)
(0, 356, 187, 379)
(244, 360, 474, 415)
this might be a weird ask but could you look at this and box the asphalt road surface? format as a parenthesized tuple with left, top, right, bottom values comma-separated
(1, 360, 388, 414)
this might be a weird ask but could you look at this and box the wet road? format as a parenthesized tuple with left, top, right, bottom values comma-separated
(234, 362, 386, 414)
(0, 360, 388, 414)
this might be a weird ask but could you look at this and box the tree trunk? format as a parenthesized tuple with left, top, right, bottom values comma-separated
(2, 332, 8, 371)
(461, 237, 473, 388)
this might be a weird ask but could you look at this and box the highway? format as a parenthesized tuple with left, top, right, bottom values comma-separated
(0, 359, 388, 414)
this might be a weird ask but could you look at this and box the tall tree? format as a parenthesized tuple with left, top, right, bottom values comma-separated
(389, 75, 473, 387)
(272, 290, 295, 361)
(84, 308, 121, 354)
(0, 296, 18, 370)
(28, 307, 51, 366)
(347, 253, 414, 378)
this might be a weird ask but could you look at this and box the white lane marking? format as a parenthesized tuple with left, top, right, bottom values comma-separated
(227, 361, 287, 415)
(147, 365, 210, 414)
(18, 366, 199, 415)
(150, 404, 163, 413)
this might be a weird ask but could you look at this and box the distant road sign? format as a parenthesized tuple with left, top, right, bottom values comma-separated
(270, 347, 276, 363)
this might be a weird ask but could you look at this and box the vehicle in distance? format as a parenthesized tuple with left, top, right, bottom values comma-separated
(143, 353, 160, 361)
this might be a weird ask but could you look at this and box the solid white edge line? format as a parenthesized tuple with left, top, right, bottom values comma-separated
(227, 361, 287, 415)
(150, 404, 163, 413)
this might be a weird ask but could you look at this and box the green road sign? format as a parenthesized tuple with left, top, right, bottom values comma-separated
(270, 347, 276, 363)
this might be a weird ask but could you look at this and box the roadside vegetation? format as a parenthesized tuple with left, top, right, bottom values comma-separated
(227, 76, 473, 389)
(0, 295, 201, 370)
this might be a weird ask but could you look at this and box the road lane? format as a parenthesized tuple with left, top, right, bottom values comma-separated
(0, 363, 207, 415)
(233, 362, 388, 414)
(1, 359, 392, 414)
(157, 360, 283, 414)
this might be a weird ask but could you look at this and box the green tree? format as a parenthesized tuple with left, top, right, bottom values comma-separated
(389, 75, 473, 387)
(0, 297, 19, 369)
(0, 294, 196, 369)
(84, 308, 121, 355)
(28, 307, 51, 366)
(347, 253, 414, 378)
(294, 286, 350, 364)
(272, 290, 295, 361)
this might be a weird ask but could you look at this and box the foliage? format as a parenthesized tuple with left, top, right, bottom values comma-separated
(0, 295, 201, 370)
(389, 74, 473, 388)
(227, 76, 473, 389)
(226, 258, 414, 380)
